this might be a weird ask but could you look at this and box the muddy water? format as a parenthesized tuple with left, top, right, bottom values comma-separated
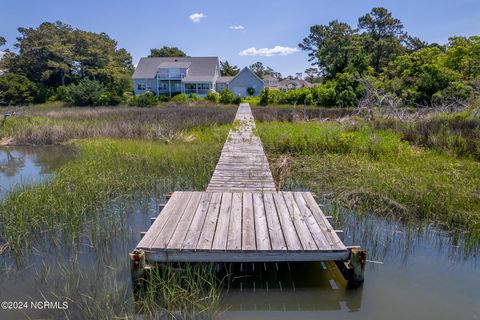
(0, 147, 479, 319)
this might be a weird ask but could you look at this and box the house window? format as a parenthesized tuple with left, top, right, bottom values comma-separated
(158, 83, 167, 91)
(137, 83, 146, 90)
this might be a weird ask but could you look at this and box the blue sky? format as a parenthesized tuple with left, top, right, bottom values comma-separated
(1, 0, 479, 76)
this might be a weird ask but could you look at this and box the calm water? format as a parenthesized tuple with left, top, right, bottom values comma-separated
(0, 146, 77, 197)
(0, 147, 479, 319)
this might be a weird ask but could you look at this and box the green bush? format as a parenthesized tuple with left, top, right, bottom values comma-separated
(189, 93, 200, 101)
(219, 88, 235, 104)
(233, 96, 242, 104)
(259, 87, 271, 106)
(0, 73, 38, 105)
(247, 87, 255, 96)
(205, 91, 220, 103)
(66, 79, 106, 106)
(171, 93, 188, 103)
(158, 94, 171, 102)
(128, 92, 158, 107)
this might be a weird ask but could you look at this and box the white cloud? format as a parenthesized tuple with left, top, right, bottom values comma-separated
(239, 45, 299, 57)
(229, 25, 245, 30)
(189, 13, 206, 23)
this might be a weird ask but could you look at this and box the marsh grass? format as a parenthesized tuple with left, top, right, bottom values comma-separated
(136, 263, 225, 319)
(0, 106, 236, 145)
(252, 106, 353, 122)
(257, 120, 480, 237)
(0, 125, 230, 255)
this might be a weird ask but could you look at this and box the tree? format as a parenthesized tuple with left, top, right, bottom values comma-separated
(0, 36, 6, 47)
(249, 62, 282, 78)
(0, 73, 38, 105)
(304, 67, 320, 82)
(149, 46, 186, 57)
(358, 7, 406, 72)
(299, 21, 361, 79)
(220, 60, 239, 76)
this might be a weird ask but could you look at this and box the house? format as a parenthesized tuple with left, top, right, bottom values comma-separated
(132, 57, 264, 97)
(262, 75, 279, 89)
(278, 79, 313, 90)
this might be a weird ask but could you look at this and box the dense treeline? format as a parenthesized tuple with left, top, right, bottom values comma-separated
(280, 7, 480, 108)
(0, 21, 133, 106)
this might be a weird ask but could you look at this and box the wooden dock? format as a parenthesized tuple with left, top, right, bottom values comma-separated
(132, 103, 364, 284)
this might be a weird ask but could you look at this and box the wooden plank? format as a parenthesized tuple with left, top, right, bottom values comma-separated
(136, 191, 182, 249)
(242, 192, 256, 250)
(272, 192, 303, 251)
(227, 192, 243, 250)
(301, 192, 346, 250)
(167, 192, 203, 249)
(197, 193, 223, 250)
(293, 192, 330, 250)
(253, 193, 271, 250)
(212, 193, 233, 250)
(144, 249, 350, 263)
(263, 193, 287, 250)
(282, 192, 317, 251)
(182, 192, 212, 249)
(152, 192, 194, 249)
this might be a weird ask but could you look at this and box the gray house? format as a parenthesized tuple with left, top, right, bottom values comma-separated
(132, 57, 264, 97)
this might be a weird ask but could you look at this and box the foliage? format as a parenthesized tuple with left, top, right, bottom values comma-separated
(258, 120, 480, 235)
(205, 91, 220, 103)
(220, 60, 239, 76)
(1, 21, 133, 104)
(171, 93, 188, 103)
(247, 87, 255, 96)
(0, 73, 38, 105)
(65, 79, 108, 106)
(188, 93, 200, 101)
(249, 62, 282, 79)
(219, 88, 235, 104)
(128, 92, 158, 107)
(148, 46, 186, 57)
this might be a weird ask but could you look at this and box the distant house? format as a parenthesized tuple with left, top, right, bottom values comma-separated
(278, 79, 313, 90)
(132, 57, 263, 97)
(263, 75, 279, 89)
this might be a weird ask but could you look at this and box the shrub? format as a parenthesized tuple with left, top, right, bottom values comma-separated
(219, 88, 235, 104)
(205, 91, 220, 103)
(259, 87, 271, 106)
(0, 73, 38, 105)
(171, 93, 188, 103)
(233, 96, 242, 105)
(247, 87, 255, 96)
(128, 92, 158, 107)
(188, 93, 200, 101)
(158, 94, 171, 102)
(66, 79, 106, 106)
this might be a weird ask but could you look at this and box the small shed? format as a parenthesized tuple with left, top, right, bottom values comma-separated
(228, 67, 264, 97)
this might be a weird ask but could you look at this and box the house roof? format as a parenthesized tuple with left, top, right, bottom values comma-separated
(157, 61, 192, 69)
(262, 75, 277, 81)
(278, 79, 313, 88)
(132, 57, 219, 80)
(216, 76, 235, 83)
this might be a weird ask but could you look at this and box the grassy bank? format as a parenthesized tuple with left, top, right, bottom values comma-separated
(257, 119, 480, 237)
(0, 124, 230, 255)
(0, 105, 236, 145)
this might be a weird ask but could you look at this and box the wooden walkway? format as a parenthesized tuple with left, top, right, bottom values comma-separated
(134, 104, 349, 263)
(207, 103, 276, 192)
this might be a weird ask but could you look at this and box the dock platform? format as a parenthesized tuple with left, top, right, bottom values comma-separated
(132, 104, 364, 283)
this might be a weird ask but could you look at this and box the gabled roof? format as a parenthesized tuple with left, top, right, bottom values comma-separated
(229, 67, 264, 84)
(262, 75, 277, 81)
(278, 79, 313, 88)
(216, 76, 235, 83)
(132, 57, 219, 80)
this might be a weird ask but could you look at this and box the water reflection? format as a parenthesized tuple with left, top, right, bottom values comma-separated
(0, 146, 77, 196)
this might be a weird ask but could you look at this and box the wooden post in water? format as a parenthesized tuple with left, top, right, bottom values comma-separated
(335, 247, 367, 288)
(129, 249, 146, 290)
